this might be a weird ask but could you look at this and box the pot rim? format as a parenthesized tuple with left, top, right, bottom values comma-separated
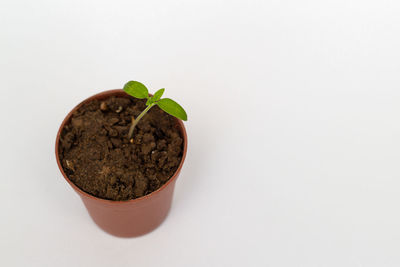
(55, 89, 188, 205)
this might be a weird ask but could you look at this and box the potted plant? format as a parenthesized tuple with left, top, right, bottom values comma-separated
(55, 81, 188, 237)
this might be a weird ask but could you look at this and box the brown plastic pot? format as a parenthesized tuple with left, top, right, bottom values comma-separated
(55, 89, 187, 237)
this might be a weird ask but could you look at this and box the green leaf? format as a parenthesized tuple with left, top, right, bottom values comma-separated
(145, 89, 165, 106)
(145, 98, 151, 106)
(157, 98, 188, 121)
(153, 88, 165, 102)
(123, 81, 149, 99)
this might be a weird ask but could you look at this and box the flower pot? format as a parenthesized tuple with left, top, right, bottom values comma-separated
(55, 89, 187, 237)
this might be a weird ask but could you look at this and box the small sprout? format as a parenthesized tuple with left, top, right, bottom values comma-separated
(100, 102, 108, 111)
(123, 81, 187, 139)
(65, 160, 75, 171)
(115, 106, 123, 113)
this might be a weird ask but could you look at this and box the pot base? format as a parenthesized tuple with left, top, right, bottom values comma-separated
(82, 196, 173, 237)
(79, 178, 176, 237)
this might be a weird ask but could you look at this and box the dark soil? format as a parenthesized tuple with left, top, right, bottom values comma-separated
(58, 95, 183, 201)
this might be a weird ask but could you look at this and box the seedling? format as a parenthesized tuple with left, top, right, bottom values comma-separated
(123, 81, 187, 139)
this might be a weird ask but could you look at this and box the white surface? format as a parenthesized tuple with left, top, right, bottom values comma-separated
(1, 0, 400, 266)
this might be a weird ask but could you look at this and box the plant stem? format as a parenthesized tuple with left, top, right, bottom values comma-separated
(128, 103, 156, 139)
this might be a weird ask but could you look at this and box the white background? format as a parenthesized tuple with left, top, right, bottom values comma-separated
(1, 0, 400, 266)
